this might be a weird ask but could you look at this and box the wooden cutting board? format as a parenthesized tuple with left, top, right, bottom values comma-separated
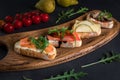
(0, 10, 119, 71)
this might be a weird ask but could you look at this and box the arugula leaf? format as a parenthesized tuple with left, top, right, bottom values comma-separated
(81, 51, 120, 68)
(44, 69, 87, 80)
(60, 27, 68, 38)
(97, 10, 112, 21)
(68, 7, 89, 17)
(48, 28, 60, 36)
(56, 9, 74, 23)
(56, 7, 88, 23)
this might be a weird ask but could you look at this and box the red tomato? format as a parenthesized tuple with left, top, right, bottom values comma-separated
(3, 23, 14, 33)
(22, 18, 32, 27)
(14, 20, 23, 29)
(32, 15, 41, 24)
(31, 10, 40, 16)
(40, 13, 49, 22)
(15, 13, 22, 20)
(5, 16, 13, 23)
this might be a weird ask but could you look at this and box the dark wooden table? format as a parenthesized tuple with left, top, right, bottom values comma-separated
(0, 0, 120, 80)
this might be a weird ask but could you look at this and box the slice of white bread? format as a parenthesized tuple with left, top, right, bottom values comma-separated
(72, 20, 101, 38)
(60, 40, 82, 48)
(14, 41, 57, 60)
(87, 11, 114, 28)
(47, 32, 82, 48)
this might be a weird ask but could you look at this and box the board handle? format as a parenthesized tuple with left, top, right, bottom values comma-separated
(0, 36, 13, 49)
(0, 36, 29, 71)
(0, 35, 16, 59)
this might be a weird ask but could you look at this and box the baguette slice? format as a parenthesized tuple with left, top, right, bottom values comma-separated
(14, 41, 57, 60)
(60, 32, 82, 48)
(47, 35, 60, 47)
(87, 11, 114, 28)
(47, 32, 82, 48)
(60, 40, 82, 48)
(73, 20, 101, 38)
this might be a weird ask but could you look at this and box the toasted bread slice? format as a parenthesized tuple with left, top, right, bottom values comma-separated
(47, 31, 82, 48)
(73, 20, 101, 38)
(87, 11, 114, 28)
(14, 41, 57, 60)
(60, 40, 82, 48)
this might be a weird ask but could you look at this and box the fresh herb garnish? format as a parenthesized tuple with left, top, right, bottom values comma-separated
(48, 27, 74, 39)
(68, 7, 89, 17)
(44, 69, 87, 80)
(30, 36, 49, 52)
(56, 7, 89, 23)
(60, 27, 68, 38)
(81, 51, 120, 68)
(56, 9, 74, 24)
(48, 28, 60, 36)
(97, 10, 112, 21)
(48, 27, 68, 36)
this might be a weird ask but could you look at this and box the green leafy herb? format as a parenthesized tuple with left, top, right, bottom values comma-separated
(56, 7, 88, 23)
(81, 51, 120, 68)
(44, 69, 87, 80)
(68, 7, 89, 17)
(97, 10, 112, 21)
(48, 27, 68, 37)
(60, 27, 68, 38)
(23, 76, 32, 80)
(48, 27, 74, 39)
(48, 28, 60, 36)
(29, 36, 49, 52)
(56, 9, 74, 24)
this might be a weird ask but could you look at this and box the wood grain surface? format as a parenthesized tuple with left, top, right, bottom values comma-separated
(0, 10, 119, 71)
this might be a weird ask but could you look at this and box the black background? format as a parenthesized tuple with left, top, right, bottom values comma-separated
(0, 0, 120, 80)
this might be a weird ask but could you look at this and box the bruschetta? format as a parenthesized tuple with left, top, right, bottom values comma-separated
(87, 10, 114, 28)
(14, 36, 57, 60)
(72, 20, 101, 38)
(47, 27, 82, 48)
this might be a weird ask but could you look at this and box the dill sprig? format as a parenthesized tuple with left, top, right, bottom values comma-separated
(81, 51, 120, 68)
(56, 7, 89, 23)
(44, 69, 87, 80)
(29, 36, 49, 52)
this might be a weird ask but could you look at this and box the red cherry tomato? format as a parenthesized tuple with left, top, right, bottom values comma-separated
(31, 10, 40, 16)
(14, 20, 23, 29)
(15, 13, 22, 20)
(32, 15, 41, 24)
(22, 18, 32, 27)
(23, 12, 32, 18)
(40, 13, 49, 22)
(5, 16, 13, 23)
(3, 23, 14, 33)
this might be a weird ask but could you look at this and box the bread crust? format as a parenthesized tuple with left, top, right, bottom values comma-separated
(87, 11, 114, 29)
(77, 32, 101, 39)
(14, 41, 57, 60)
